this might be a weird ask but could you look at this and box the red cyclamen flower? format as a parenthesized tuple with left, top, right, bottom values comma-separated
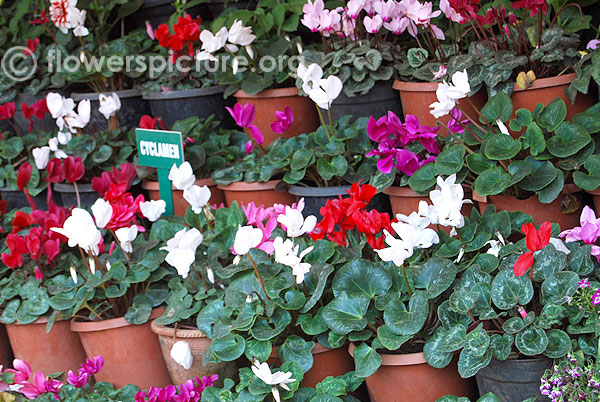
(514, 222, 551, 277)
(0, 102, 16, 120)
(511, 0, 548, 17)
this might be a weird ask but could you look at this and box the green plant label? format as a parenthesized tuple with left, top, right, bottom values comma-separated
(135, 128, 184, 216)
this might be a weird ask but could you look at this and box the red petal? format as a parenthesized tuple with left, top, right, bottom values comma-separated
(514, 252, 534, 277)
(537, 222, 552, 251)
(522, 222, 538, 251)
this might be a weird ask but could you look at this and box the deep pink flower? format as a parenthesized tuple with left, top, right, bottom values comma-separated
(271, 107, 294, 134)
(67, 369, 89, 388)
(227, 103, 264, 145)
(447, 108, 470, 134)
(81, 356, 104, 375)
(245, 141, 254, 155)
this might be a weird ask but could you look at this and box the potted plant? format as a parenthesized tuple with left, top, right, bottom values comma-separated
(312, 179, 482, 401)
(139, 115, 247, 215)
(186, 195, 360, 388)
(426, 208, 597, 401)
(417, 79, 595, 227)
(0, 191, 87, 375)
(199, 3, 319, 145)
(140, 12, 232, 127)
(298, 0, 404, 121)
(48, 176, 174, 389)
(41, 1, 153, 131)
(202, 366, 363, 402)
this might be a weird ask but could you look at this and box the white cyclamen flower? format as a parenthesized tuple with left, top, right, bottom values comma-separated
(375, 220, 439, 267)
(140, 200, 166, 222)
(170, 341, 193, 370)
(183, 185, 212, 214)
(70, 267, 78, 284)
(98, 93, 121, 120)
(48, 137, 67, 159)
(51, 208, 102, 255)
(273, 237, 314, 284)
(64, 99, 91, 132)
(168, 162, 196, 191)
(309, 75, 343, 109)
(252, 361, 295, 402)
(228, 20, 256, 46)
(115, 225, 138, 254)
(421, 174, 472, 232)
(496, 119, 510, 135)
(233, 225, 263, 255)
(32, 146, 50, 170)
(91, 198, 113, 229)
(297, 63, 324, 94)
(161, 228, 204, 278)
(277, 207, 317, 238)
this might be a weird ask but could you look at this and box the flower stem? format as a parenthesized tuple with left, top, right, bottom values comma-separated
(73, 182, 81, 209)
(315, 105, 331, 139)
(401, 264, 412, 297)
(247, 253, 270, 300)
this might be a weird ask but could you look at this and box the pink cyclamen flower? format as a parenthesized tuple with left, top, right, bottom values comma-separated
(432, 65, 447, 80)
(302, 0, 325, 32)
(245, 141, 254, 155)
(270, 107, 294, 134)
(447, 107, 469, 134)
(364, 14, 383, 33)
(347, 0, 365, 19)
(579, 278, 590, 288)
(587, 39, 600, 50)
(559, 206, 600, 261)
(81, 356, 104, 375)
(67, 369, 89, 388)
(146, 21, 155, 40)
(226, 103, 264, 145)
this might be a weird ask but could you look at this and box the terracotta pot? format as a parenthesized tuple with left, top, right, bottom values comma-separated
(234, 88, 319, 146)
(0, 325, 12, 369)
(268, 344, 355, 388)
(6, 318, 85, 375)
(151, 320, 238, 386)
(588, 188, 600, 216)
(349, 343, 476, 402)
(142, 178, 226, 216)
(71, 308, 170, 389)
(384, 186, 474, 225)
(511, 73, 595, 123)
(393, 80, 487, 136)
(217, 180, 296, 208)
(474, 186, 586, 229)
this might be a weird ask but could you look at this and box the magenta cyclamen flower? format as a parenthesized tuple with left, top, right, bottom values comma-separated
(592, 290, 600, 306)
(271, 107, 294, 134)
(226, 103, 264, 146)
(67, 368, 89, 388)
(447, 108, 469, 134)
(366, 111, 440, 176)
(135, 375, 217, 402)
(81, 355, 104, 375)
(240, 202, 277, 255)
(559, 206, 600, 262)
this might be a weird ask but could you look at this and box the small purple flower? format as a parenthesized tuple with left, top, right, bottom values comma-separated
(270, 107, 294, 134)
(592, 290, 600, 306)
(578, 278, 590, 288)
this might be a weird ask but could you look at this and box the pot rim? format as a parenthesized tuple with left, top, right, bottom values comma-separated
(512, 73, 575, 92)
(587, 188, 600, 196)
(150, 319, 208, 338)
(142, 86, 227, 100)
(71, 307, 165, 333)
(217, 180, 283, 192)
(71, 88, 142, 101)
(393, 79, 440, 92)
(383, 186, 427, 198)
(11, 316, 53, 326)
(54, 183, 94, 192)
(142, 178, 216, 191)
(474, 184, 582, 203)
(348, 342, 426, 366)
(288, 185, 350, 197)
(234, 87, 299, 99)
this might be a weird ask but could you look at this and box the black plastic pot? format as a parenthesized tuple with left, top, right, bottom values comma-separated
(134, 0, 209, 29)
(54, 183, 98, 209)
(320, 80, 402, 122)
(206, 0, 254, 19)
(71, 89, 151, 132)
(143, 86, 233, 128)
(0, 188, 48, 211)
(288, 185, 392, 218)
(476, 358, 551, 402)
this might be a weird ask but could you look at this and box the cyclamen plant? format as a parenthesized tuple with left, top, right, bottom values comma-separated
(134, 374, 217, 402)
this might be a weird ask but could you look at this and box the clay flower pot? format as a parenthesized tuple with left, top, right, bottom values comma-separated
(510, 73, 595, 122)
(70, 308, 170, 389)
(234, 88, 319, 146)
(142, 178, 226, 216)
(393, 80, 487, 136)
(384, 186, 431, 217)
(217, 180, 296, 208)
(474, 185, 586, 229)
(588, 188, 600, 216)
(151, 320, 238, 386)
(5, 318, 86, 375)
(268, 344, 355, 388)
(349, 343, 476, 402)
